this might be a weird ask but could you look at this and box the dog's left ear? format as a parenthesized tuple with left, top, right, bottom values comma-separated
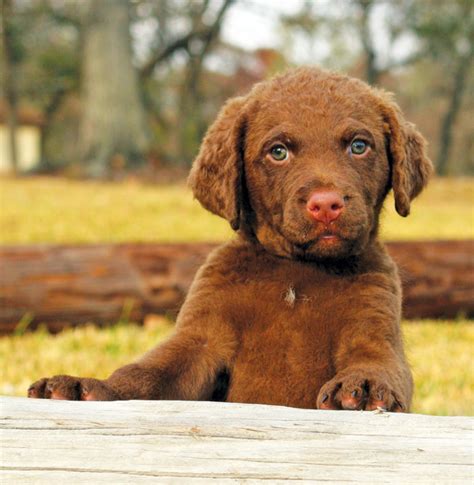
(188, 97, 247, 230)
(381, 97, 433, 217)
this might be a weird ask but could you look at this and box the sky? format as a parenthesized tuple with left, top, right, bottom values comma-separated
(221, 0, 307, 51)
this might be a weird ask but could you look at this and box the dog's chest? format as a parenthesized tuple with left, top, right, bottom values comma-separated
(225, 273, 349, 408)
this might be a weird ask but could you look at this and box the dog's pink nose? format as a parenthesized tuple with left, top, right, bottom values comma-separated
(306, 191, 345, 224)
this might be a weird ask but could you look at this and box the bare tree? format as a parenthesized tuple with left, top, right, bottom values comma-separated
(131, 0, 236, 166)
(356, 0, 378, 85)
(399, 0, 473, 174)
(281, 0, 421, 85)
(436, 44, 473, 175)
(352, 0, 424, 85)
(79, 0, 235, 172)
(177, 0, 234, 163)
(79, 0, 150, 175)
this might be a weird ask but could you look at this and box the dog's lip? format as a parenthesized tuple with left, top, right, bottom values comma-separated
(293, 231, 343, 251)
(318, 233, 342, 245)
(318, 228, 341, 240)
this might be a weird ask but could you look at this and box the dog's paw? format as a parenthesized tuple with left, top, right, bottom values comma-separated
(27, 375, 118, 401)
(316, 370, 405, 412)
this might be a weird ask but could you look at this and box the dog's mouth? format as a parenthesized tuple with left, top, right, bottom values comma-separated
(293, 227, 344, 247)
(318, 230, 341, 242)
(291, 230, 343, 252)
(291, 236, 358, 265)
(287, 222, 367, 261)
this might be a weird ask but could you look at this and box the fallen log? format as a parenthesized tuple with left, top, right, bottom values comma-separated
(0, 243, 215, 334)
(0, 240, 472, 334)
(389, 240, 474, 319)
(1, 396, 472, 483)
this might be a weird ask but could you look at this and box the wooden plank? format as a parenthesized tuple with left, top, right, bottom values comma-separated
(0, 240, 473, 334)
(0, 396, 473, 483)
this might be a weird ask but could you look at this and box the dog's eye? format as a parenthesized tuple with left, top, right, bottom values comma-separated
(269, 144, 289, 162)
(350, 139, 368, 155)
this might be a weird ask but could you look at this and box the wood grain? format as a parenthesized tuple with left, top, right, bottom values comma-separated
(1, 396, 472, 483)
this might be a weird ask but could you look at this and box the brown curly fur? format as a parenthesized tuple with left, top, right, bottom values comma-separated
(28, 67, 433, 412)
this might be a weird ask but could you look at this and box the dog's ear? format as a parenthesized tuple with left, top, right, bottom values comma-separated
(381, 97, 433, 217)
(188, 97, 247, 230)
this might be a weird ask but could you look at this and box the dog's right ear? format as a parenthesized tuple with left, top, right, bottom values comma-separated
(188, 97, 247, 231)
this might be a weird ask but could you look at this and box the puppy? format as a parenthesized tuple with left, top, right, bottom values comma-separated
(28, 68, 432, 411)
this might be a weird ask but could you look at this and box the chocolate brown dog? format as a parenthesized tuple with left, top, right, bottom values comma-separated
(28, 68, 432, 411)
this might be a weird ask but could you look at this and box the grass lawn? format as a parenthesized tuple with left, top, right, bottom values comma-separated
(0, 176, 473, 244)
(0, 176, 473, 415)
(0, 320, 471, 416)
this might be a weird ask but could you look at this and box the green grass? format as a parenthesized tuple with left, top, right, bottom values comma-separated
(0, 176, 472, 415)
(0, 176, 473, 244)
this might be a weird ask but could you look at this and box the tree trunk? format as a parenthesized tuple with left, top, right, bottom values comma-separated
(1, 0, 19, 173)
(79, 0, 150, 175)
(357, 0, 379, 85)
(436, 49, 473, 175)
(177, 0, 234, 165)
(0, 241, 472, 334)
(39, 87, 68, 167)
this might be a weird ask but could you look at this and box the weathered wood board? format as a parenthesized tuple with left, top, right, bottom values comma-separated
(0, 396, 472, 483)
(0, 240, 473, 333)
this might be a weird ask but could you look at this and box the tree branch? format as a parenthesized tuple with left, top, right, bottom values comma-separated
(139, 0, 234, 80)
(140, 30, 203, 80)
(356, 0, 378, 85)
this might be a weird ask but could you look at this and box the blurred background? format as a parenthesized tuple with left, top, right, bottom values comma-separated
(0, 0, 473, 415)
(1, 0, 473, 176)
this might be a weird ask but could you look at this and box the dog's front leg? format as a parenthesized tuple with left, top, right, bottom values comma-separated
(316, 304, 413, 412)
(108, 327, 235, 400)
(28, 324, 236, 401)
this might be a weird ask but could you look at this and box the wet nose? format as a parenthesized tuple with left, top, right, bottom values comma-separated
(306, 191, 345, 224)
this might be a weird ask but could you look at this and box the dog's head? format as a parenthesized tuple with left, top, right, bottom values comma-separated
(188, 68, 433, 261)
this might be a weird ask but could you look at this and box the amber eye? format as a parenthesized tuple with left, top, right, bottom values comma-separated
(350, 139, 368, 155)
(269, 144, 289, 162)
